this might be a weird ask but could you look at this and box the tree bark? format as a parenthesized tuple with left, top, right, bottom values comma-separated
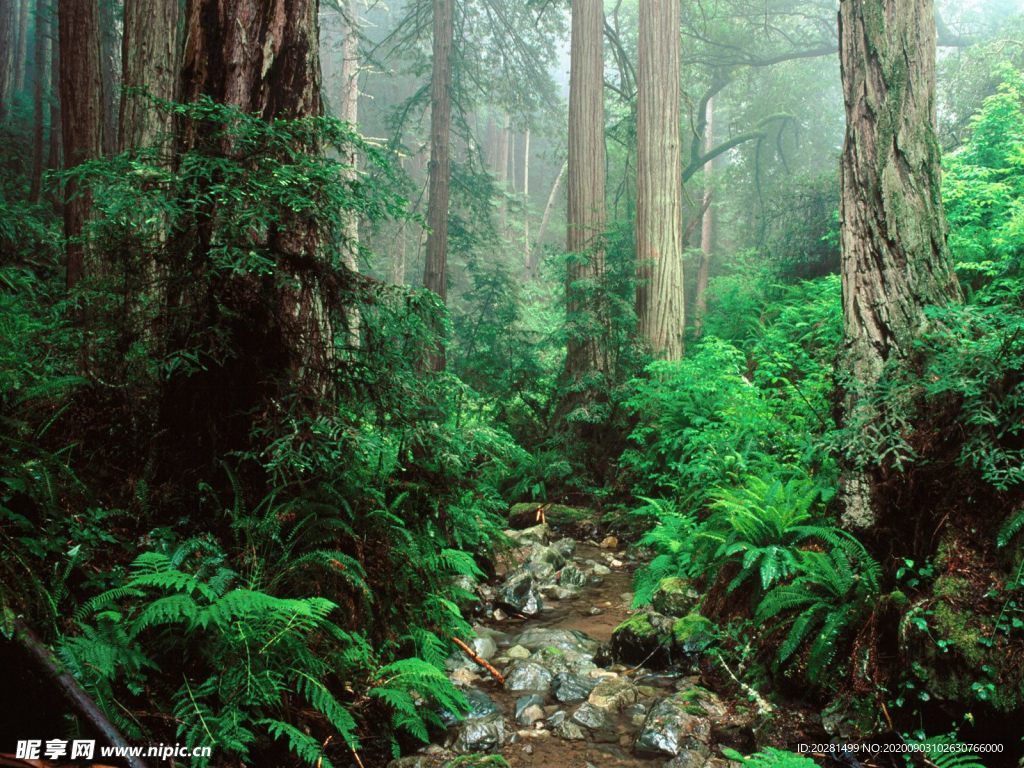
(693, 96, 714, 338)
(59, 0, 105, 289)
(522, 127, 530, 269)
(563, 0, 608, 381)
(838, 0, 962, 529)
(119, 0, 180, 151)
(0, 0, 16, 121)
(29, 0, 49, 201)
(47, 19, 61, 173)
(14, 0, 28, 92)
(179, 0, 331, 392)
(635, 0, 684, 360)
(422, 0, 453, 370)
(98, 0, 119, 156)
(496, 111, 510, 236)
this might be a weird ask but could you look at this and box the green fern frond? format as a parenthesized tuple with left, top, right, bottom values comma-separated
(261, 718, 335, 768)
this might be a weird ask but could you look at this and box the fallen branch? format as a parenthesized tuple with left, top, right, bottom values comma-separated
(12, 617, 150, 768)
(450, 637, 505, 685)
(713, 651, 773, 716)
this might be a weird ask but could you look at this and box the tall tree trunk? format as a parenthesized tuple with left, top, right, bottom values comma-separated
(531, 158, 566, 277)
(563, 0, 607, 381)
(635, 0, 684, 360)
(496, 111, 510, 236)
(336, 0, 360, 344)
(0, 0, 16, 120)
(99, 0, 120, 156)
(119, 0, 179, 151)
(47, 20, 60, 173)
(179, 0, 331, 393)
(838, 0, 962, 529)
(59, 0, 104, 289)
(522, 127, 530, 268)
(14, 0, 28, 92)
(693, 96, 714, 338)
(29, 0, 49, 201)
(423, 0, 453, 370)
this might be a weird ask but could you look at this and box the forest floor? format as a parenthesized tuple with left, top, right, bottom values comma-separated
(389, 516, 827, 768)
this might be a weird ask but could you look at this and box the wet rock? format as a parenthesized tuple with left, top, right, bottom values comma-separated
(558, 563, 588, 588)
(588, 677, 639, 711)
(492, 607, 508, 621)
(387, 758, 429, 768)
(600, 535, 619, 549)
(441, 689, 500, 725)
(665, 749, 712, 768)
(511, 627, 600, 655)
(542, 585, 579, 601)
(552, 537, 577, 557)
(651, 576, 699, 617)
(450, 667, 480, 686)
(504, 661, 554, 693)
(506, 523, 549, 546)
(517, 704, 546, 726)
(590, 562, 612, 576)
(610, 612, 673, 668)
(553, 672, 599, 703)
(507, 644, 531, 660)
(554, 720, 587, 740)
(530, 543, 567, 569)
(634, 693, 712, 757)
(546, 710, 567, 727)
(586, 607, 604, 616)
(497, 569, 543, 616)
(515, 694, 546, 720)
(572, 701, 612, 730)
(525, 560, 557, 582)
(454, 712, 507, 753)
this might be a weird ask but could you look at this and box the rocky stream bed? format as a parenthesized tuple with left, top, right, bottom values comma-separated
(387, 520, 827, 768)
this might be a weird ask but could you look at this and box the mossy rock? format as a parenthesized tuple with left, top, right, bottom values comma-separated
(652, 576, 699, 617)
(610, 611, 713, 670)
(509, 503, 593, 530)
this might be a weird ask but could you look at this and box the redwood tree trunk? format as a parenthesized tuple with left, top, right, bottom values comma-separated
(29, 0, 49, 201)
(635, 0, 684, 360)
(838, 0, 962, 528)
(0, 0, 17, 121)
(98, 0, 120, 156)
(563, 0, 607, 381)
(179, 0, 331, 391)
(119, 0, 180, 151)
(14, 0, 28, 92)
(422, 0, 453, 370)
(59, 0, 105, 289)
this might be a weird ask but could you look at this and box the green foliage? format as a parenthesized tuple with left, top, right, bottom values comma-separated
(720, 746, 818, 768)
(756, 542, 881, 680)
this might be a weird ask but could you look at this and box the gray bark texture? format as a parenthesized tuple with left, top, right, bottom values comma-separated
(838, 0, 962, 528)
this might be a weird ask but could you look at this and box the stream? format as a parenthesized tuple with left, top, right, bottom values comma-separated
(388, 521, 772, 768)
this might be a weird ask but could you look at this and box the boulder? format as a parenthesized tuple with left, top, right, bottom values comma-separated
(553, 672, 599, 703)
(634, 694, 712, 757)
(504, 661, 554, 694)
(588, 676, 639, 712)
(511, 627, 600, 655)
(453, 712, 506, 753)
(652, 577, 699, 617)
(497, 569, 542, 616)
(558, 564, 588, 588)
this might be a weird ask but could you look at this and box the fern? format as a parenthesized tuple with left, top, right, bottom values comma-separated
(261, 718, 335, 768)
(721, 747, 818, 768)
(997, 507, 1024, 548)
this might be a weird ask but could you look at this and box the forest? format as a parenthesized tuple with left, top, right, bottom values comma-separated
(2, 0, 1024, 766)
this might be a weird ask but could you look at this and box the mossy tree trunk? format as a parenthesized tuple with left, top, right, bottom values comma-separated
(838, 0, 962, 528)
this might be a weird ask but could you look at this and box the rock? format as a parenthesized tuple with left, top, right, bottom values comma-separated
(665, 749, 711, 768)
(511, 627, 600, 655)
(497, 569, 543, 616)
(441, 689, 500, 725)
(611, 559, 624, 568)
(552, 537, 577, 557)
(588, 677, 639, 711)
(546, 710, 567, 727)
(387, 758, 429, 768)
(553, 720, 587, 740)
(671, 613, 714, 655)
(531, 543, 567, 569)
(450, 667, 480, 686)
(587, 607, 603, 616)
(507, 644, 531, 660)
(506, 523, 549, 546)
(492, 607, 508, 621)
(591, 563, 612, 576)
(515, 694, 546, 722)
(543, 585, 579, 601)
(600, 535, 619, 549)
(471, 635, 499, 660)
(504, 661, 554, 693)
(558, 563, 588, 588)
(517, 704, 546, 726)
(652, 576, 699, 617)
(634, 694, 712, 757)
(572, 701, 612, 731)
(525, 560, 557, 582)
(553, 672, 599, 703)
(610, 612, 673, 668)
(454, 712, 506, 753)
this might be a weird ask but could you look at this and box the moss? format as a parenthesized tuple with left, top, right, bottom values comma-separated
(614, 613, 658, 639)
(672, 613, 713, 644)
